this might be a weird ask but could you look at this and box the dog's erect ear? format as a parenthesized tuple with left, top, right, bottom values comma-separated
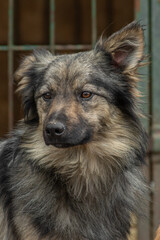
(95, 21, 144, 71)
(14, 50, 53, 123)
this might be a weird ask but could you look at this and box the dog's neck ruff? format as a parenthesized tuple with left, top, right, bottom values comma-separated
(20, 125, 138, 199)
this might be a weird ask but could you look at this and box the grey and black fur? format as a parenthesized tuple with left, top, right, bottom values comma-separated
(0, 21, 148, 240)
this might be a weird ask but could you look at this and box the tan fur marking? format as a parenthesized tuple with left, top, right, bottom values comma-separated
(155, 226, 160, 240)
(48, 101, 64, 117)
(15, 215, 59, 240)
(65, 101, 79, 121)
(15, 216, 39, 240)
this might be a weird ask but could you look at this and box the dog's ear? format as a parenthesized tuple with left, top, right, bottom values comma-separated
(14, 54, 38, 123)
(14, 50, 53, 123)
(95, 21, 144, 71)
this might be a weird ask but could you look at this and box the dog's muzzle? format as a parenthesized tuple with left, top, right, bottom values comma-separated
(43, 121, 93, 148)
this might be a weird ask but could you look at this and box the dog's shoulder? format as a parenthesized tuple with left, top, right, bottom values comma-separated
(0, 123, 27, 166)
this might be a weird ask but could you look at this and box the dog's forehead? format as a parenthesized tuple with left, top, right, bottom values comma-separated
(44, 51, 97, 85)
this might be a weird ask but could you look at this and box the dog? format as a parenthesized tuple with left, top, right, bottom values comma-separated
(0, 21, 148, 240)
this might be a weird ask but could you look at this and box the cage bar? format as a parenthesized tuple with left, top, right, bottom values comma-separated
(135, 0, 153, 240)
(0, 44, 91, 51)
(91, 0, 97, 47)
(49, 0, 55, 53)
(151, 0, 160, 153)
(8, 0, 14, 131)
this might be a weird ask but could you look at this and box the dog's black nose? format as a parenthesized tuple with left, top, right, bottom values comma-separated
(45, 122, 65, 137)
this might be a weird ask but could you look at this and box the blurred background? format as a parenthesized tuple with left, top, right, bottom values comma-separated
(0, 0, 160, 240)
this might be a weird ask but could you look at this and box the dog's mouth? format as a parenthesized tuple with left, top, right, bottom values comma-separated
(45, 137, 92, 148)
(52, 143, 74, 148)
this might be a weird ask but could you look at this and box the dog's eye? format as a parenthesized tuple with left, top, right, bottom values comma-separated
(42, 93, 52, 101)
(81, 91, 93, 99)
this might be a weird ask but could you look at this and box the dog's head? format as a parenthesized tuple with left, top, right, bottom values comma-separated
(15, 21, 145, 149)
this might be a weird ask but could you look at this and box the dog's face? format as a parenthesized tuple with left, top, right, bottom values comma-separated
(15, 22, 144, 149)
(34, 52, 111, 148)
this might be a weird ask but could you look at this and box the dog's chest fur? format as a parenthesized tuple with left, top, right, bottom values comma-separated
(0, 127, 147, 240)
(4, 149, 142, 240)
(11, 159, 108, 238)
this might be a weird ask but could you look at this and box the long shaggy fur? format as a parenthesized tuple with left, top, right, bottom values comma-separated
(0, 21, 148, 240)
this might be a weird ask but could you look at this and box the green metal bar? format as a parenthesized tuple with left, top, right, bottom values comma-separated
(91, 0, 97, 48)
(135, 1, 150, 131)
(8, 0, 14, 131)
(151, 1, 160, 238)
(49, 0, 55, 53)
(150, 1, 160, 238)
(135, 0, 151, 239)
(151, 0, 160, 153)
(151, 0, 160, 233)
(0, 44, 92, 51)
(0, 46, 9, 50)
